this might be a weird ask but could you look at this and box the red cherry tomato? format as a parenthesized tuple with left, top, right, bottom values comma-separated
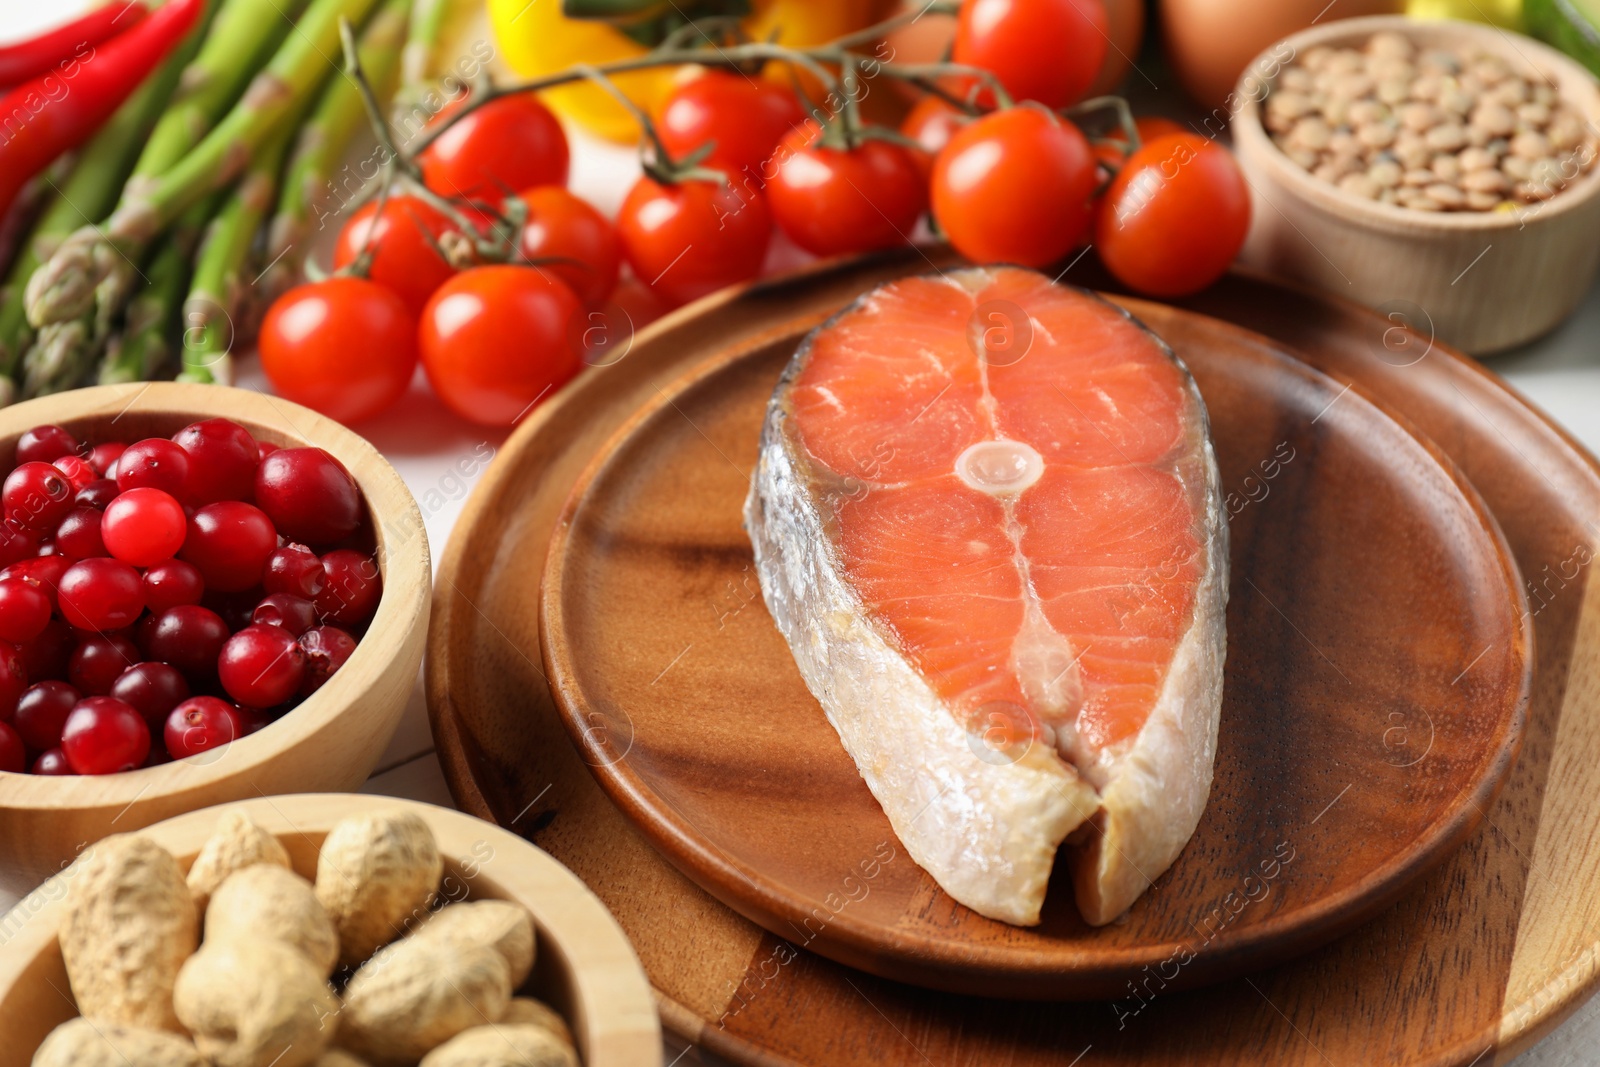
(901, 96, 971, 179)
(951, 0, 1109, 109)
(515, 186, 622, 306)
(931, 105, 1098, 268)
(259, 278, 419, 424)
(616, 177, 771, 307)
(767, 130, 926, 257)
(333, 195, 462, 316)
(655, 69, 807, 186)
(420, 93, 569, 201)
(1095, 132, 1251, 297)
(419, 266, 582, 427)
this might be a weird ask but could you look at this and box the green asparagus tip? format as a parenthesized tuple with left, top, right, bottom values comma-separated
(21, 321, 92, 398)
(23, 229, 116, 329)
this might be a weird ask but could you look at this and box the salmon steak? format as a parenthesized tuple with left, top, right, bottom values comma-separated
(744, 266, 1228, 927)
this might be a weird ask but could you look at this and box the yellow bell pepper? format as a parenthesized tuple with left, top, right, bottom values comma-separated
(487, 0, 882, 143)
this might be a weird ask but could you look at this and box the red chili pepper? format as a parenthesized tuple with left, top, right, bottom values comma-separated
(0, 0, 200, 223)
(0, 3, 148, 88)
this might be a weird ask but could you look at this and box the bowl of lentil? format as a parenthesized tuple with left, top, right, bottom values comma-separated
(1232, 15, 1600, 354)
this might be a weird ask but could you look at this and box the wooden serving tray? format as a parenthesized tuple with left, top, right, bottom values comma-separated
(536, 302, 1529, 1000)
(428, 250, 1600, 1066)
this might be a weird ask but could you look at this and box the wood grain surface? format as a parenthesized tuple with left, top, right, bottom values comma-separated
(0, 794, 662, 1067)
(427, 249, 1600, 1065)
(0, 384, 431, 896)
(537, 307, 1529, 1000)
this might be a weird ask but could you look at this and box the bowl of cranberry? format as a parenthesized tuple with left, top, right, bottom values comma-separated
(0, 382, 429, 894)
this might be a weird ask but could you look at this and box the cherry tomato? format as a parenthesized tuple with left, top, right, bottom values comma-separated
(655, 69, 807, 186)
(616, 176, 771, 307)
(333, 195, 462, 316)
(1093, 117, 1189, 187)
(766, 130, 926, 258)
(515, 186, 622, 306)
(932, 105, 1098, 268)
(259, 278, 419, 424)
(1096, 132, 1251, 297)
(419, 266, 582, 426)
(952, 0, 1109, 109)
(901, 96, 971, 179)
(420, 93, 570, 201)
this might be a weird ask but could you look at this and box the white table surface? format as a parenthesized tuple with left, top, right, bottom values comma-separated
(4, 16, 1600, 1059)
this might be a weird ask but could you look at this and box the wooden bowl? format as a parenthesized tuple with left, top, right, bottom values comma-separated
(1232, 15, 1600, 354)
(0, 794, 662, 1067)
(0, 383, 431, 895)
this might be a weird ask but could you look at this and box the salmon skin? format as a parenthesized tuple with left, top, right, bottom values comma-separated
(744, 266, 1227, 927)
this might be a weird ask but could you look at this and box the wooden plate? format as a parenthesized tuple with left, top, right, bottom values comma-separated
(428, 250, 1600, 1065)
(538, 305, 1529, 1000)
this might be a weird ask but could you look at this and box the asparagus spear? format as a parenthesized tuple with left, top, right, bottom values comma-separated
(0, 16, 202, 377)
(400, 0, 448, 102)
(25, 0, 382, 329)
(127, 0, 309, 185)
(179, 126, 299, 385)
(98, 203, 215, 386)
(259, 0, 408, 304)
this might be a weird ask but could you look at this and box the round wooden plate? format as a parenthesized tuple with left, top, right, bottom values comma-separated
(537, 305, 1530, 1001)
(428, 249, 1600, 1066)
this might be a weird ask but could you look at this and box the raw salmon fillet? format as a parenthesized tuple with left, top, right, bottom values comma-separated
(745, 266, 1227, 926)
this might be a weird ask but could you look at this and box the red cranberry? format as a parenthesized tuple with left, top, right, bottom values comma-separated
(52, 455, 95, 493)
(68, 633, 138, 695)
(3, 461, 75, 531)
(253, 594, 317, 635)
(103, 487, 186, 567)
(15, 425, 79, 466)
(110, 662, 191, 730)
(0, 522, 39, 567)
(165, 696, 242, 759)
(203, 589, 259, 633)
(257, 441, 280, 462)
(13, 681, 79, 750)
(61, 696, 149, 774)
(88, 441, 126, 477)
(0, 721, 23, 772)
(315, 550, 381, 626)
(1, 555, 67, 610)
(19, 616, 72, 680)
(54, 507, 107, 560)
(263, 544, 326, 598)
(58, 558, 144, 632)
(218, 625, 306, 708)
(0, 642, 24, 718)
(181, 501, 277, 592)
(255, 448, 361, 546)
(235, 705, 274, 735)
(116, 438, 190, 497)
(173, 419, 259, 504)
(143, 559, 205, 611)
(75, 479, 119, 510)
(0, 577, 50, 644)
(138, 605, 229, 678)
(299, 625, 357, 696)
(31, 747, 72, 774)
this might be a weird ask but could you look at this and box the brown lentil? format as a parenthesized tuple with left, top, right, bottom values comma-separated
(1265, 32, 1595, 212)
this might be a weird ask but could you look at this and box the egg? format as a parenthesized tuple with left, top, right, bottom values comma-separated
(1162, 0, 1403, 112)
(881, 0, 1147, 99)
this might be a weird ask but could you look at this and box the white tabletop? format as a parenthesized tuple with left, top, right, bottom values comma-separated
(1, 71, 1597, 1067)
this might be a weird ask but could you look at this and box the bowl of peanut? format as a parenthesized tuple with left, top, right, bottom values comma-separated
(1231, 15, 1600, 354)
(0, 794, 662, 1067)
